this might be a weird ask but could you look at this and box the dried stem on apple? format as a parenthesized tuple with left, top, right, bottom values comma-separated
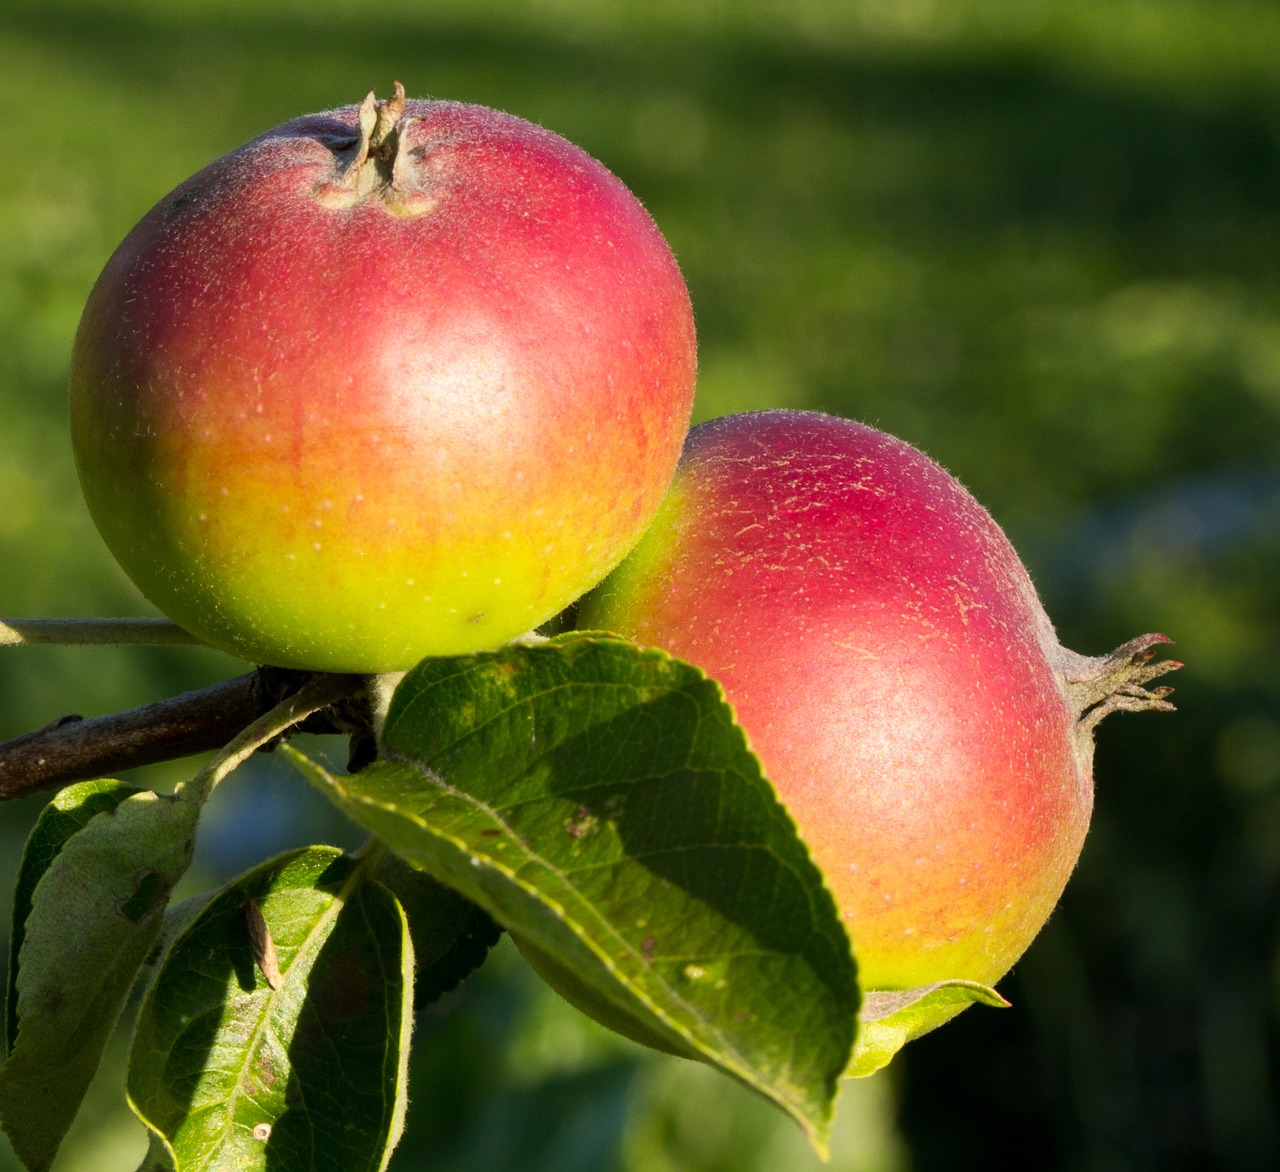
(315, 80, 431, 215)
(1058, 633, 1183, 735)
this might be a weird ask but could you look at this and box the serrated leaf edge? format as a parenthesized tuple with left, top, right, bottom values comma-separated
(1, 788, 193, 1172)
(371, 880, 414, 1172)
(286, 745, 833, 1150)
(128, 846, 391, 1170)
(5, 779, 142, 1053)
(384, 636, 860, 1113)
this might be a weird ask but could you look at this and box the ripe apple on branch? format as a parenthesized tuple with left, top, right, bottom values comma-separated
(578, 409, 1180, 1069)
(0, 82, 1178, 1172)
(70, 80, 696, 672)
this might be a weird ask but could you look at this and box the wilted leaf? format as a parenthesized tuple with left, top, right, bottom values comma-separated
(128, 846, 412, 1172)
(290, 633, 857, 1149)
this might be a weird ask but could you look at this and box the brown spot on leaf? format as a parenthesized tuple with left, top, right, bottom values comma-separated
(564, 805, 600, 839)
(256, 1051, 281, 1088)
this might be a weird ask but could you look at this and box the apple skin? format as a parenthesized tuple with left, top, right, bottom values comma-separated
(580, 411, 1175, 991)
(69, 90, 696, 672)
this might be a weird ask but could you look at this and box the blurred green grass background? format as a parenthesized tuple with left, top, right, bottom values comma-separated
(1, 1, 1278, 1168)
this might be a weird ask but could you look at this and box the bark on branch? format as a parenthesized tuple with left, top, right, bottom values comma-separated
(0, 617, 201, 646)
(0, 669, 355, 802)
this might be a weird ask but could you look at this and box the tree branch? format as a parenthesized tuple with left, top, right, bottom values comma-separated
(1, 617, 202, 646)
(180, 673, 366, 805)
(0, 669, 351, 802)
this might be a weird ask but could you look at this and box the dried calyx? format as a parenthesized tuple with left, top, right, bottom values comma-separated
(1058, 633, 1182, 737)
(316, 81, 433, 215)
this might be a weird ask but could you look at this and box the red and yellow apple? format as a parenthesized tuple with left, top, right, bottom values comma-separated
(69, 85, 696, 672)
(580, 411, 1177, 991)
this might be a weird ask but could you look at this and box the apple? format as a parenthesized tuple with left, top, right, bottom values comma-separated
(69, 84, 696, 672)
(579, 411, 1178, 991)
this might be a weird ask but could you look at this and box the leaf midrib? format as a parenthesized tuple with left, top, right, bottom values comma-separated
(190, 857, 365, 1172)
(364, 754, 803, 1117)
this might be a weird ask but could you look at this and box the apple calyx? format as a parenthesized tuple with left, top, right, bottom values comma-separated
(1058, 633, 1182, 735)
(315, 81, 433, 216)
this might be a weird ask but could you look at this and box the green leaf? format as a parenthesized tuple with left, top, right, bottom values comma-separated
(289, 633, 858, 1149)
(0, 784, 198, 1172)
(148, 889, 220, 970)
(847, 980, 1010, 1078)
(374, 853, 501, 1010)
(135, 1130, 175, 1172)
(128, 846, 413, 1172)
(5, 778, 141, 1051)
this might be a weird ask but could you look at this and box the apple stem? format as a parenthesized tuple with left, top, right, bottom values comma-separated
(1059, 633, 1182, 735)
(316, 81, 433, 216)
(368, 81, 406, 154)
(0, 617, 203, 647)
(352, 81, 407, 173)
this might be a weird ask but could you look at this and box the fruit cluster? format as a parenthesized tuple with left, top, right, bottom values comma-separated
(70, 84, 1175, 1047)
